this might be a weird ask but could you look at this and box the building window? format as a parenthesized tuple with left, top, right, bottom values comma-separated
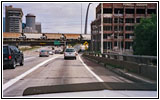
(125, 18, 134, 23)
(136, 18, 141, 23)
(114, 18, 123, 23)
(104, 26, 112, 31)
(104, 42, 112, 49)
(114, 8, 123, 14)
(136, 9, 145, 14)
(125, 42, 133, 49)
(114, 26, 124, 31)
(104, 18, 112, 23)
(125, 9, 135, 14)
(103, 8, 112, 14)
(103, 34, 107, 39)
(147, 9, 156, 14)
(103, 34, 112, 39)
(114, 41, 117, 46)
(125, 34, 134, 39)
(125, 26, 134, 31)
(114, 33, 118, 39)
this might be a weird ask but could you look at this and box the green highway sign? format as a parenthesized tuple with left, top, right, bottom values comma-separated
(54, 40, 60, 45)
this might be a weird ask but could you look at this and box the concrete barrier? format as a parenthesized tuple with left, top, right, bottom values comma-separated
(83, 54, 157, 81)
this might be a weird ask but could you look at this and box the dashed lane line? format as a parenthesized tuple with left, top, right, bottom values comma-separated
(3, 55, 62, 91)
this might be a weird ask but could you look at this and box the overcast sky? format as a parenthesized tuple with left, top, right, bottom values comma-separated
(3, 2, 99, 34)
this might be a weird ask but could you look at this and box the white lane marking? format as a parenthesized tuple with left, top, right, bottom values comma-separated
(3, 55, 62, 91)
(78, 56, 104, 82)
(24, 57, 36, 61)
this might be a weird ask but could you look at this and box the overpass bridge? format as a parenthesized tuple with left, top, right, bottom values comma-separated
(3, 32, 91, 46)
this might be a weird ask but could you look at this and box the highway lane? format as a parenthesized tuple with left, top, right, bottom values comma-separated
(3, 54, 133, 97)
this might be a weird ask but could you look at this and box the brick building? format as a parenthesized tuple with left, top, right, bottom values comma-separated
(91, 3, 157, 53)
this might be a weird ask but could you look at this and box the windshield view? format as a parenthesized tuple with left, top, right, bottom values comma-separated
(2, 1, 158, 98)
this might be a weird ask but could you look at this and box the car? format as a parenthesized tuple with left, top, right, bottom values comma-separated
(3, 45, 24, 69)
(39, 50, 49, 57)
(64, 48, 77, 60)
(48, 50, 53, 55)
(55, 50, 60, 54)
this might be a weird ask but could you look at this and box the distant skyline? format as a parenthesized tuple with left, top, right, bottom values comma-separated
(3, 3, 99, 33)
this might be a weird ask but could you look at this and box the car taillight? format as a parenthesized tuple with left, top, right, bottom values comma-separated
(8, 56, 12, 59)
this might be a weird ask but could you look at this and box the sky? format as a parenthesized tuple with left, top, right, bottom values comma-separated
(3, 2, 99, 34)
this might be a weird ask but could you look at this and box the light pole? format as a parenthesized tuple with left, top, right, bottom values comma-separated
(101, 3, 103, 54)
(118, 10, 120, 53)
(84, 3, 92, 34)
(81, 3, 82, 34)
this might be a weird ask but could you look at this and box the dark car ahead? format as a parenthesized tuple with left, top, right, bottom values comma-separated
(3, 45, 24, 69)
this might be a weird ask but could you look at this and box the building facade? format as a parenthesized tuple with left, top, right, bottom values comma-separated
(36, 22, 42, 33)
(24, 13, 37, 33)
(5, 5, 23, 33)
(91, 3, 157, 53)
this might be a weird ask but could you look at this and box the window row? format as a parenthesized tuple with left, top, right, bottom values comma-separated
(103, 33, 134, 39)
(103, 42, 133, 49)
(103, 26, 134, 31)
(103, 8, 156, 14)
(103, 18, 142, 23)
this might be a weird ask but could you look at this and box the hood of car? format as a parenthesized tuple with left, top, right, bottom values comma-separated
(23, 82, 157, 97)
(24, 89, 157, 97)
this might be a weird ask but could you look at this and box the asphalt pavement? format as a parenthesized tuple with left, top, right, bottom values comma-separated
(3, 47, 134, 97)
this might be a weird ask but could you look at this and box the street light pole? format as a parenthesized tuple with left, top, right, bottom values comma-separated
(118, 10, 120, 52)
(81, 3, 82, 34)
(101, 3, 103, 54)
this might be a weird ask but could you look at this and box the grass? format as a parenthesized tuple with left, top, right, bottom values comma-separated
(20, 46, 40, 52)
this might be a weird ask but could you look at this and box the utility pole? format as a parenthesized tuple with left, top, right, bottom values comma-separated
(84, 3, 92, 34)
(117, 10, 120, 52)
(81, 3, 82, 34)
(101, 3, 103, 54)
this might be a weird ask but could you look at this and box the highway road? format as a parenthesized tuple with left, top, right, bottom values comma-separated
(3, 47, 134, 97)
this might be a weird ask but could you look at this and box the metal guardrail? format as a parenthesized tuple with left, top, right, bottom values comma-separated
(88, 52, 157, 66)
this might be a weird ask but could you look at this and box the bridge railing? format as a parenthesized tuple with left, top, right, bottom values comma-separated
(84, 52, 157, 80)
(88, 52, 157, 66)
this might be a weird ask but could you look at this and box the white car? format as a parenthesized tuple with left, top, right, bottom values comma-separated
(64, 48, 77, 60)
(48, 50, 53, 55)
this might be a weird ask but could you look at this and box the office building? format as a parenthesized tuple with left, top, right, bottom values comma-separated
(36, 22, 42, 33)
(5, 5, 23, 33)
(91, 3, 157, 53)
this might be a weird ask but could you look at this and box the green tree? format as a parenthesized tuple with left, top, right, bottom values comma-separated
(133, 15, 157, 56)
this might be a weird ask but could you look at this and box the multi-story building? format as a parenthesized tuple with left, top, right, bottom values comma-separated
(36, 22, 42, 33)
(24, 13, 37, 33)
(5, 5, 23, 33)
(91, 3, 157, 53)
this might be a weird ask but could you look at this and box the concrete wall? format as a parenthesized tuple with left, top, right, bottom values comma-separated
(84, 54, 157, 80)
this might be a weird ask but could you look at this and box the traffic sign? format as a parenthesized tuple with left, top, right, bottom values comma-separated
(83, 41, 88, 46)
(54, 40, 60, 45)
